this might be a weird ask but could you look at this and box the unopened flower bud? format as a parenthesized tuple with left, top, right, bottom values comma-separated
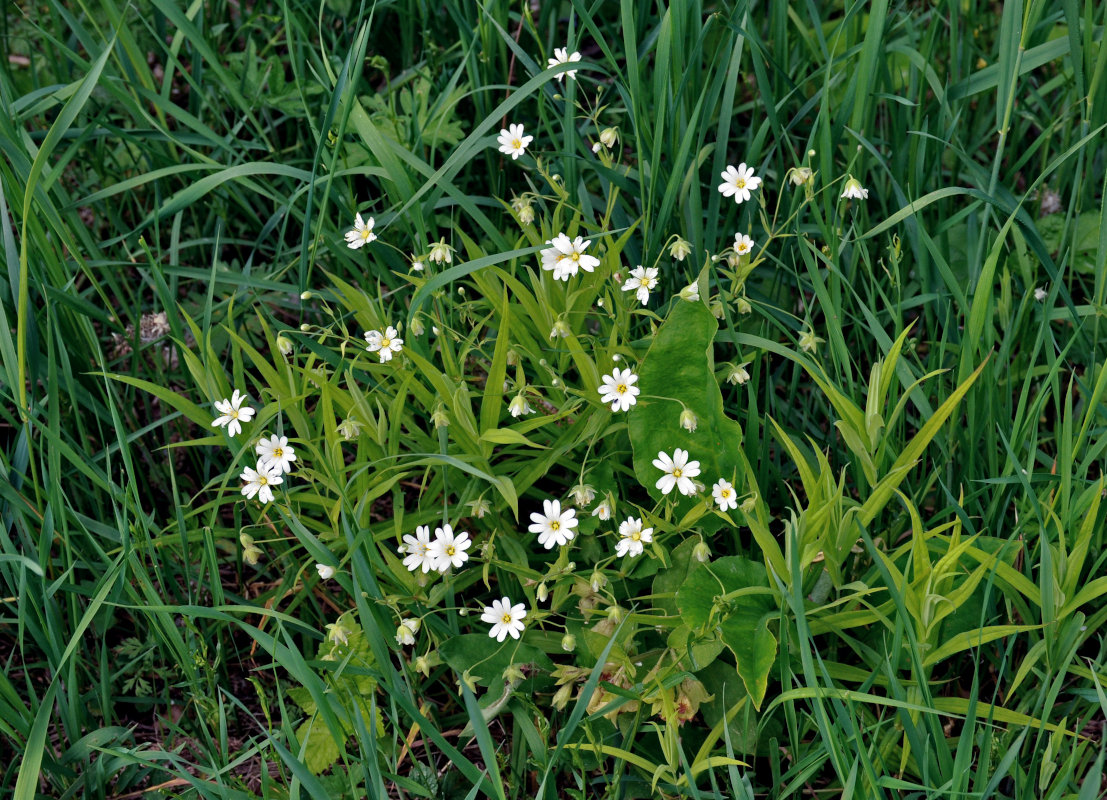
(561, 633, 576, 652)
(549, 318, 571, 339)
(790, 166, 813, 187)
(679, 408, 698, 433)
(432, 404, 450, 428)
(692, 540, 711, 563)
(299, 323, 311, 332)
(410, 316, 425, 336)
(679, 282, 700, 302)
(396, 619, 419, 646)
(552, 682, 573, 710)
(315, 563, 336, 580)
(709, 299, 725, 319)
(536, 582, 549, 603)
(239, 533, 254, 547)
(591, 142, 602, 153)
(506, 348, 518, 366)
(300, 291, 312, 300)
(590, 570, 606, 593)
(243, 545, 263, 566)
(740, 495, 757, 514)
(599, 127, 618, 148)
(276, 335, 293, 356)
(735, 296, 752, 314)
(336, 417, 362, 440)
(669, 237, 692, 262)
(606, 604, 624, 622)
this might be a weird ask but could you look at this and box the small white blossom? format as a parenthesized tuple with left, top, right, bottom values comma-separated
(541, 233, 601, 281)
(481, 597, 527, 642)
(727, 362, 750, 385)
(569, 484, 596, 507)
(591, 496, 614, 520)
(598, 367, 640, 412)
(547, 47, 582, 81)
(508, 394, 534, 418)
(365, 325, 404, 362)
(429, 239, 453, 264)
(591, 141, 602, 153)
(718, 163, 762, 204)
(277, 336, 293, 356)
(401, 525, 435, 573)
(528, 499, 578, 549)
(240, 459, 283, 504)
(429, 524, 472, 573)
(615, 516, 654, 558)
(652, 448, 701, 496)
(316, 563, 336, 580)
(733, 233, 755, 256)
(622, 265, 658, 305)
(679, 281, 700, 302)
(212, 389, 255, 437)
(497, 123, 533, 160)
(396, 618, 420, 646)
(1034, 286, 1048, 302)
(712, 479, 738, 511)
(840, 176, 869, 200)
(344, 212, 376, 249)
(256, 434, 296, 475)
(790, 166, 814, 187)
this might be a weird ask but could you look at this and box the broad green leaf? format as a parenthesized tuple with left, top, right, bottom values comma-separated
(677, 556, 777, 709)
(629, 300, 744, 509)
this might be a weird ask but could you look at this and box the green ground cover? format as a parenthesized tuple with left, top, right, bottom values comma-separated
(3, 0, 1107, 797)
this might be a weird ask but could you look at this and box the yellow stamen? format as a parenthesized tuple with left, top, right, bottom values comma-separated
(551, 521, 560, 531)
(673, 468, 682, 478)
(501, 613, 513, 624)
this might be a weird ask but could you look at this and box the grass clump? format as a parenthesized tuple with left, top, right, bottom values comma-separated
(3, 1, 1107, 798)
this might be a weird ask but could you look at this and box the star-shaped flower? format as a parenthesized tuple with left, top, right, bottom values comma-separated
(481, 597, 527, 642)
(540, 233, 601, 281)
(344, 212, 377, 249)
(528, 499, 578, 549)
(598, 367, 640, 412)
(652, 448, 701, 496)
(497, 123, 533, 160)
(365, 325, 404, 363)
(212, 389, 255, 437)
(622, 265, 658, 305)
(718, 163, 762, 204)
(547, 47, 582, 81)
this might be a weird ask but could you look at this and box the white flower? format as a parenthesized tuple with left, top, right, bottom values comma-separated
(679, 281, 700, 302)
(429, 239, 453, 264)
(411, 258, 425, 272)
(316, 563, 336, 580)
(718, 163, 762, 204)
(712, 479, 738, 511)
(336, 417, 362, 440)
(727, 362, 750, 385)
(670, 237, 692, 261)
(240, 459, 283, 504)
(615, 516, 654, 558)
(212, 389, 255, 437)
(396, 618, 420, 646)
(508, 394, 534, 417)
(276, 336, 293, 356)
(547, 47, 582, 81)
(570, 484, 596, 507)
(591, 496, 614, 520)
(540, 233, 601, 281)
(528, 499, 578, 549)
(733, 233, 755, 256)
(365, 325, 404, 362)
(344, 212, 377, 249)
(598, 367, 640, 412)
(652, 448, 701, 496)
(679, 408, 698, 432)
(599, 127, 618, 148)
(1034, 286, 1048, 302)
(840, 176, 869, 200)
(550, 318, 571, 339)
(256, 434, 296, 475)
(622, 265, 658, 305)
(497, 123, 533, 160)
(512, 196, 535, 224)
(429, 524, 471, 572)
(481, 597, 527, 642)
(401, 525, 436, 573)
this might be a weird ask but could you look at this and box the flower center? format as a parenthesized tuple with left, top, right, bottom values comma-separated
(380, 337, 391, 347)
(721, 489, 731, 498)
(512, 138, 522, 149)
(672, 468, 683, 478)
(273, 448, 283, 458)
(735, 178, 746, 189)
(228, 409, 239, 419)
(571, 253, 580, 262)
(501, 613, 513, 624)
(550, 521, 560, 531)
(258, 476, 268, 486)
(361, 228, 372, 240)
(616, 383, 627, 394)
(630, 530, 641, 541)
(446, 545, 456, 556)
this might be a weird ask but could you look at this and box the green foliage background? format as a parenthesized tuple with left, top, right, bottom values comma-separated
(2, 0, 1107, 798)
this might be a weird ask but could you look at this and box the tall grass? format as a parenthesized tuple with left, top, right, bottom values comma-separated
(2, 0, 1106, 797)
